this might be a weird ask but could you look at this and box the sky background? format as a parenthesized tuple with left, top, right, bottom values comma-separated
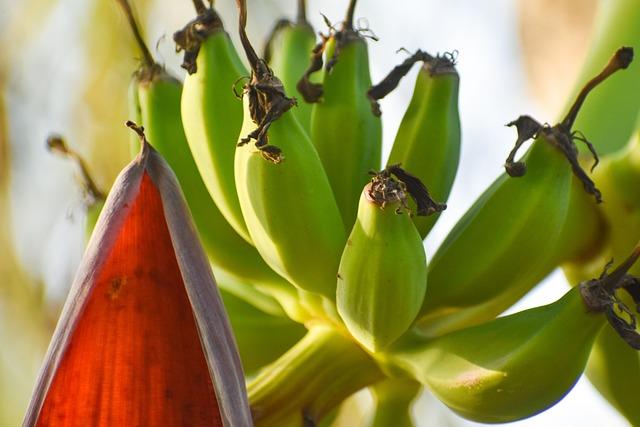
(1, 0, 632, 425)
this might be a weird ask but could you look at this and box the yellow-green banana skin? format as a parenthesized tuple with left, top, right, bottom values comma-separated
(268, 23, 316, 131)
(136, 73, 280, 285)
(337, 189, 427, 352)
(311, 36, 382, 229)
(564, 136, 640, 426)
(235, 100, 346, 299)
(181, 31, 252, 243)
(417, 138, 600, 337)
(388, 287, 604, 423)
(387, 64, 460, 239)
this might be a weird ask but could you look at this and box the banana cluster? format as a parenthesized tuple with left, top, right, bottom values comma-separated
(34, 0, 640, 426)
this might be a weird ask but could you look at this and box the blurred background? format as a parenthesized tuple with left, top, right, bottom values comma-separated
(0, 0, 632, 425)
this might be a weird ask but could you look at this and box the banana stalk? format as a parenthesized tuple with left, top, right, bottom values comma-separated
(368, 378, 421, 427)
(248, 325, 384, 426)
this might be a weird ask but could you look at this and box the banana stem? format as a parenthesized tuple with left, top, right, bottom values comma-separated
(248, 325, 384, 425)
(191, 0, 207, 14)
(235, 0, 260, 72)
(370, 378, 421, 427)
(562, 47, 633, 130)
(297, 0, 307, 23)
(344, 0, 358, 29)
(114, 0, 155, 68)
(602, 246, 640, 293)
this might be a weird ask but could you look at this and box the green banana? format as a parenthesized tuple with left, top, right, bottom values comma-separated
(415, 48, 633, 337)
(299, 0, 382, 228)
(45, 136, 106, 239)
(385, 250, 640, 423)
(565, 0, 640, 156)
(264, 0, 316, 131)
(337, 166, 443, 352)
(175, 1, 251, 243)
(369, 50, 461, 238)
(116, 0, 283, 290)
(233, 0, 346, 301)
(368, 378, 421, 427)
(563, 133, 640, 426)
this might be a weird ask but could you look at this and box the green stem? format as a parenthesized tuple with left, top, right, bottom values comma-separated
(370, 378, 422, 427)
(248, 325, 384, 426)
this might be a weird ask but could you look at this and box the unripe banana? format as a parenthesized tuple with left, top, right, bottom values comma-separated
(415, 48, 633, 337)
(264, 0, 316, 131)
(369, 50, 461, 238)
(233, 0, 346, 300)
(565, 0, 640, 156)
(563, 133, 640, 426)
(299, 0, 382, 228)
(337, 166, 443, 352)
(117, 0, 282, 288)
(175, 3, 251, 243)
(386, 250, 640, 424)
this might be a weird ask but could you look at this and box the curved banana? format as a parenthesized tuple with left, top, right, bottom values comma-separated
(299, 0, 382, 228)
(415, 48, 632, 337)
(386, 250, 640, 424)
(233, 0, 346, 301)
(116, 0, 282, 288)
(337, 166, 443, 352)
(370, 50, 461, 238)
(175, 2, 252, 243)
(264, 0, 316, 131)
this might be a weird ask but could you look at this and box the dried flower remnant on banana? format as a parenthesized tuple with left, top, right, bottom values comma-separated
(367, 49, 457, 117)
(504, 47, 634, 203)
(297, 0, 378, 103)
(234, 0, 296, 164)
(173, 1, 225, 74)
(368, 165, 446, 216)
(580, 247, 640, 349)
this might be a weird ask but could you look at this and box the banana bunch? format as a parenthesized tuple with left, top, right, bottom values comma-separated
(31, 0, 640, 425)
(384, 248, 640, 423)
(415, 47, 633, 337)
